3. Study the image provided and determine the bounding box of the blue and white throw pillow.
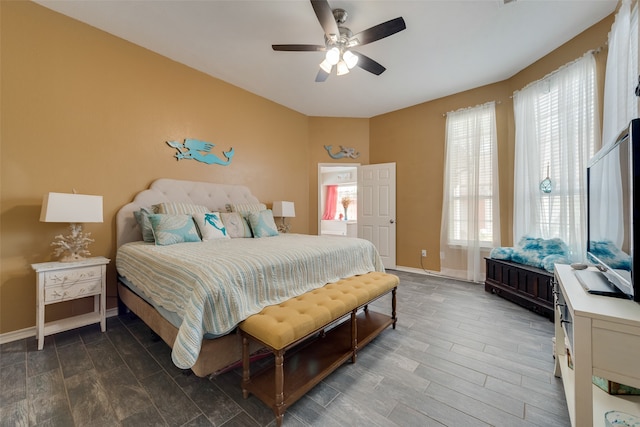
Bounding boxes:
[247,209,279,238]
[192,212,229,241]
[148,214,201,245]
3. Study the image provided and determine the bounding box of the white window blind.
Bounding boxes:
[513,52,599,260]
[440,101,500,282]
[446,107,496,244]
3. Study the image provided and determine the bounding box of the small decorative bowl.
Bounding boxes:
[605,411,640,427]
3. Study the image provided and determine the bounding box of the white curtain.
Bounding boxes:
[602,0,639,146]
[440,102,500,282]
[513,53,599,262]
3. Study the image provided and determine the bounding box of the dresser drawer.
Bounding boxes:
[44,277,102,303]
[43,266,102,287]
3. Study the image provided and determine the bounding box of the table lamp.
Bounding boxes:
[40,192,103,262]
[272,201,295,233]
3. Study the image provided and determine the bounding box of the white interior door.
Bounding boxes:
[358,163,396,269]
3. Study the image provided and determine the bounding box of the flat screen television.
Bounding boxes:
[580,118,640,302]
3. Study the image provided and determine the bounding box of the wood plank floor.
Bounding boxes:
[0,270,570,426]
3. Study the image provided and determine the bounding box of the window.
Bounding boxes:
[444,102,498,246]
[336,185,357,221]
[440,101,500,282]
[513,52,598,260]
[323,184,357,220]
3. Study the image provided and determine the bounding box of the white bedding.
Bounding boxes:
[116,233,384,369]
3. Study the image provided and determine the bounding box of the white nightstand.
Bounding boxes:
[31,256,110,350]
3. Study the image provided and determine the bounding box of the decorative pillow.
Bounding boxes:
[489,246,514,260]
[192,212,229,241]
[542,254,570,273]
[490,236,571,272]
[153,202,209,215]
[148,214,201,245]
[220,212,252,238]
[247,209,279,238]
[133,207,155,243]
[230,203,267,215]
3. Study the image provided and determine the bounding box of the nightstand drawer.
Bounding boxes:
[43,266,103,287]
[44,278,102,303]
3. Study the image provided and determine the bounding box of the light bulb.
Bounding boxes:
[325,47,340,65]
[343,50,358,69]
[337,60,349,76]
[319,59,332,74]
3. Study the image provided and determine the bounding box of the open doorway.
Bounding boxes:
[318,163,359,236]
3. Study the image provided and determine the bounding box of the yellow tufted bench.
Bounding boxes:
[239,271,399,426]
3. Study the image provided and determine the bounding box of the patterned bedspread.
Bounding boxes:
[116,234,384,369]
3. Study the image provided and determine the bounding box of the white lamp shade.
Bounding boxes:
[272,201,295,218]
[325,47,340,66]
[319,59,333,74]
[40,192,103,223]
[343,50,358,69]
[336,60,350,76]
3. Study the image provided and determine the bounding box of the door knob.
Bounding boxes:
[390,219,395,224]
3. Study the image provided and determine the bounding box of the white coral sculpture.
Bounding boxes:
[51,224,94,262]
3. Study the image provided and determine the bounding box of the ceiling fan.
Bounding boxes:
[272,0,406,82]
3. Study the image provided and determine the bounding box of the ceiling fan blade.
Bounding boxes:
[352,51,386,75]
[351,17,406,46]
[311,0,339,39]
[272,44,326,52]
[315,68,330,82]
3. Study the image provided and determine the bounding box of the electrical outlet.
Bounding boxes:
[421,249,427,257]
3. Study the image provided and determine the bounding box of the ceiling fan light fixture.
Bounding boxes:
[319,59,333,73]
[325,47,340,65]
[336,60,350,76]
[343,50,358,69]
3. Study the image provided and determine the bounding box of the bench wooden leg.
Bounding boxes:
[350,309,358,363]
[274,349,285,426]
[241,335,250,399]
[392,287,397,329]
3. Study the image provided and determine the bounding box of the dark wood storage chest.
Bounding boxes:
[484,258,554,320]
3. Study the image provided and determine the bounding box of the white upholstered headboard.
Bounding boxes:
[116,178,260,247]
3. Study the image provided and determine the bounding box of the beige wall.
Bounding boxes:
[0,0,614,335]
[1,1,311,333]
[370,14,613,273]
[307,117,370,235]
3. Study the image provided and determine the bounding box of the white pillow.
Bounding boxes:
[220,212,253,238]
[192,212,230,241]
[230,202,267,215]
[154,202,208,215]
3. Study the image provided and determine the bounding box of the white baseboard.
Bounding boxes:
[0,307,119,345]
[392,265,476,283]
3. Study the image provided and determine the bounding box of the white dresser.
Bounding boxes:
[554,264,640,426]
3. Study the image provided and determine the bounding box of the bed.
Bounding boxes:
[115,178,384,377]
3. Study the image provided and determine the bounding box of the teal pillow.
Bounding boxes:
[148,214,201,246]
[133,207,155,243]
[247,210,279,238]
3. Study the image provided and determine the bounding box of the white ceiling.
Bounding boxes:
[35,0,617,118]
